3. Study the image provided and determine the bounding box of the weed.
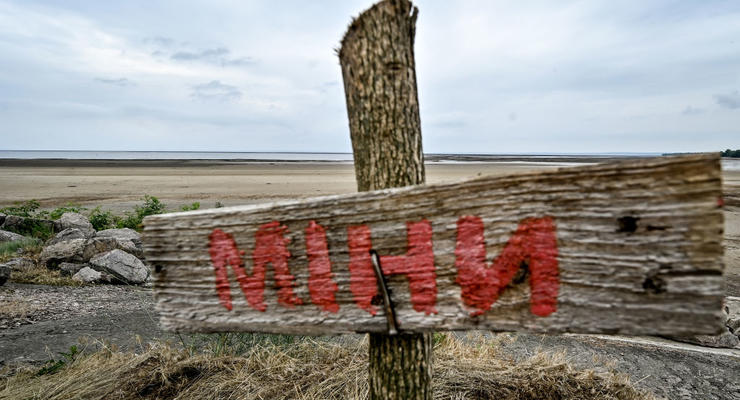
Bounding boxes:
[118,195,167,231]
[180,202,201,212]
[214,201,225,208]
[36,346,80,376]
[0,200,41,218]
[38,203,87,220]
[0,237,42,261]
[88,206,122,231]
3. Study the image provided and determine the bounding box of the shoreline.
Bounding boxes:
[0,155,633,168]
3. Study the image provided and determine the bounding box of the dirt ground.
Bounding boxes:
[1,159,739,399]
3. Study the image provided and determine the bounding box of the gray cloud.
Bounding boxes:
[190,80,242,102]
[144,36,175,48]
[714,91,740,109]
[170,47,255,67]
[94,78,135,87]
[681,106,704,115]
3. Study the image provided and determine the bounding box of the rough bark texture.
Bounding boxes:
[369,332,433,400]
[342,1,430,398]
[339,0,424,192]
[144,154,725,336]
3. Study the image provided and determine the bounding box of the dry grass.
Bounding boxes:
[10,265,83,287]
[0,299,39,320]
[0,334,659,400]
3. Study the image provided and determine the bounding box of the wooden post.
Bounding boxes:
[339,1,432,399]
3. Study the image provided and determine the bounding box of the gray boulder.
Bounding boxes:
[48,228,87,246]
[59,262,87,276]
[1,257,35,273]
[89,249,149,284]
[40,238,87,268]
[0,263,9,285]
[96,228,141,244]
[72,266,110,283]
[59,212,94,237]
[0,212,5,226]
[83,237,143,260]
[40,236,144,269]
[0,229,26,243]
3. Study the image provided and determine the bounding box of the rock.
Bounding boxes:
[72,267,102,283]
[669,298,740,348]
[59,213,94,237]
[59,262,86,276]
[681,329,740,349]
[726,297,740,335]
[1,215,57,236]
[0,229,27,243]
[95,228,142,248]
[0,263,9,285]
[39,238,87,268]
[48,228,87,246]
[0,212,5,226]
[1,257,35,273]
[82,237,143,260]
[89,249,149,284]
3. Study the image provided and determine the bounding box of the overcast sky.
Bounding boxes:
[0,0,738,153]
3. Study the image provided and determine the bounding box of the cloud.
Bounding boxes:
[190,80,242,102]
[681,106,703,115]
[170,47,255,67]
[94,77,135,87]
[144,36,175,48]
[714,90,740,109]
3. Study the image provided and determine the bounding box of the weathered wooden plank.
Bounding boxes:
[143,153,725,336]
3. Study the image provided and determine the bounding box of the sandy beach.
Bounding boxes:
[1,158,739,296]
[0,159,589,212]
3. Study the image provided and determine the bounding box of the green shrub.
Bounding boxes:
[0,200,41,218]
[117,195,167,231]
[88,206,121,231]
[181,202,201,211]
[2,219,54,241]
[39,204,87,220]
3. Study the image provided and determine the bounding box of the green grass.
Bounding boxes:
[0,238,42,262]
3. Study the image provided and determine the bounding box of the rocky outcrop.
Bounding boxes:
[0,230,26,243]
[59,212,95,237]
[89,250,149,284]
[48,228,87,246]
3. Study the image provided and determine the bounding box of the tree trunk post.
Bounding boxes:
[339,1,432,399]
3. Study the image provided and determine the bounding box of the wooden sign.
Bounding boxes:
[143,154,725,336]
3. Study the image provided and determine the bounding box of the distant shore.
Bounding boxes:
[0,154,640,168]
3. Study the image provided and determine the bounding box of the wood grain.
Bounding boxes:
[143,153,725,336]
